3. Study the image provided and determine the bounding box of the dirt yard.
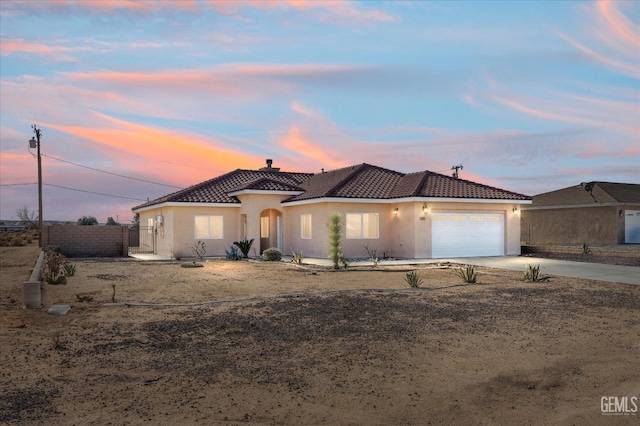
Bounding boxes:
[1,244,639,425]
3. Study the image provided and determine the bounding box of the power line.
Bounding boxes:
[40,154,183,189]
[1,182,147,201]
[44,183,147,201]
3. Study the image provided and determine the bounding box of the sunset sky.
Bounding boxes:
[1,0,638,223]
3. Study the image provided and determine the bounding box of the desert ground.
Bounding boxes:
[1,242,639,425]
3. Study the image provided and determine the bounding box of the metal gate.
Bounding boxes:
[128,226,155,254]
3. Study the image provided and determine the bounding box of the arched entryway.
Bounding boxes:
[259,209,282,253]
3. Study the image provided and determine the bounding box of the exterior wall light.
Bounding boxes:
[393,207,399,215]
[512,206,519,213]
[423,203,428,213]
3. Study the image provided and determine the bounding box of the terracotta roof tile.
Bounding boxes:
[133,163,530,211]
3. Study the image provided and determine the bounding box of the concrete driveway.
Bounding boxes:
[446,256,640,286]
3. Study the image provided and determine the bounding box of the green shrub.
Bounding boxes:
[225,245,242,261]
[582,243,591,255]
[262,247,282,261]
[404,271,423,288]
[456,265,477,283]
[524,264,541,282]
[328,212,342,269]
[233,238,254,258]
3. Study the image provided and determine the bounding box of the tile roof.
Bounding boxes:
[533,182,640,206]
[132,169,312,209]
[133,163,530,211]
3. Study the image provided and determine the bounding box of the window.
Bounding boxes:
[260,216,269,238]
[301,214,312,239]
[194,215,223,239]
[147,218,154,234]
[346,213,379,239]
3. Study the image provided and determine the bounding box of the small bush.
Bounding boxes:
[225,245,242,261]
[63,263,76,277]
[186,240,206,261]
[456,265,477,283]
[404,271,423,288]
[292,250,304,265]
[262,247,282,261]
[45,251,68,284]
[233,238,254,258]
[524,264,541,282]
[582,243,591,255]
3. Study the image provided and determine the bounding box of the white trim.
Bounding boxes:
[133,202,241,213]
[523,202,640,211]
[282,196,531,207]
[228,190,304,196]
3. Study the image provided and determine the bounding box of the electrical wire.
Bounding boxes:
[41,154,183,189]
[0,182,147,201]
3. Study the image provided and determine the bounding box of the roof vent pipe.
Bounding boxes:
[266,159,273,169]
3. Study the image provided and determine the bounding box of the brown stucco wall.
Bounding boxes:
[41,225,130,257]
[521,206,620,245]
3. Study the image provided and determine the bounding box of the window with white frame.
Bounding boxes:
[301,214,312,239]
[346,213,379,239]
[147,217,154,234]
[194,215,223,239]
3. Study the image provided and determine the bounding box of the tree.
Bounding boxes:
[106,217,120,226]
[328,212,343,269]
[77,216,98,225]
[15,206,38,229]
[131,213,140,229]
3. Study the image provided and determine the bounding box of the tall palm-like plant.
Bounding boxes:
[328,212,342,269]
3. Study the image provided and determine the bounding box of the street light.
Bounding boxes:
[29,125,43,247]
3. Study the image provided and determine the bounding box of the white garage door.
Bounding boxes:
[432,212,504,258]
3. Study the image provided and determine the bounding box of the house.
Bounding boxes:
[521,182,640,245]
[131,161,531,259]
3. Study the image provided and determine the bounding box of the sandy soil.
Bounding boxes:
[1,244,639,425]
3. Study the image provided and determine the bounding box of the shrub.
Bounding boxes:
[456,265,477,283]
[524,264,541,282]
[63,263,77,277]
[225,245,242,261]
[582,243,591,255]
[328,212,342,269]
[186,240,206,261]
[404,271,423,288]
[262,247,282,261]
[233,238,254,258]
[292,250,304,265]
[45,251,68,284]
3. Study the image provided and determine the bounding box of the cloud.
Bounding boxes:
[558,0,640,76]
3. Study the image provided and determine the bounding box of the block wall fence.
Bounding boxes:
[41,225,130,257]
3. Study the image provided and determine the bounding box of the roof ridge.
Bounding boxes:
[324,163,369,197]
[431,170,531,198]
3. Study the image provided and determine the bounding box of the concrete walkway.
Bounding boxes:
[300,256,640,286]
[444,256,640,286]
[128,253,639,286]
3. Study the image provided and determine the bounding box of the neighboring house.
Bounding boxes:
[521,182,640,245]
[132,161,531,259]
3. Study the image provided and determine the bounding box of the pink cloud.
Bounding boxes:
[40,112,266,188]
[597,0,640,48]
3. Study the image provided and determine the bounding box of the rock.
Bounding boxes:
[48,304,71,316]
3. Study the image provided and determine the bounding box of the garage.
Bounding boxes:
[432,212,504,258]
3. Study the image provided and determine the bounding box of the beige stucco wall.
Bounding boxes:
[283,200,522,259]
[521,205,624,245]
[136,198,523,259]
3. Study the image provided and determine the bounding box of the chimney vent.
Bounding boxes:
[259,158,279,172]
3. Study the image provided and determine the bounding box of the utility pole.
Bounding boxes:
[29,125,43,247]
[451,164,463,179]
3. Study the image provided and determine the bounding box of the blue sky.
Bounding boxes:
[1,0,638,223]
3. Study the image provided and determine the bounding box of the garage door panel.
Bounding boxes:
[432,213,504,258]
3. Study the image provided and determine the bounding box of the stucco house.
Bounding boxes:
[521,182,640,245]
[131,161,531,259]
